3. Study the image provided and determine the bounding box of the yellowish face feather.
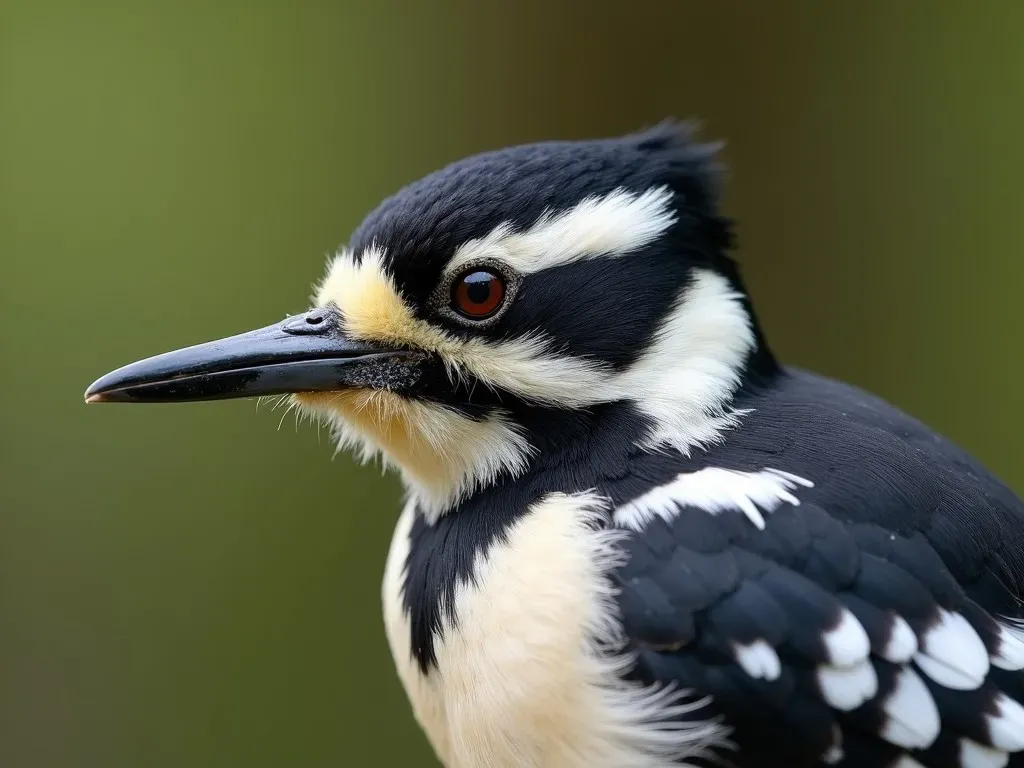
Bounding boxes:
[293,245,462,496]
[295,387,530,515]
[294,246,456,488]
[295,389,448,481]
[293,246,534,516]
[311,245,452,355]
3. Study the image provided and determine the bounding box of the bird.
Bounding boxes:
[84,122,1024,768]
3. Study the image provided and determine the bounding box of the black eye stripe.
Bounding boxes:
[474,249,691,368]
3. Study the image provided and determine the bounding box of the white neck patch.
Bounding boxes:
[614,269,755,455]
[613,467,815,531]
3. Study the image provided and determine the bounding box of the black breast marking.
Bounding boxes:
[400,400,655,672]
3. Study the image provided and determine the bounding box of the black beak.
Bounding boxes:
[84,307,419,403]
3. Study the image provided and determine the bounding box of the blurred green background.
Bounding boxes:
[1,2,1021,766]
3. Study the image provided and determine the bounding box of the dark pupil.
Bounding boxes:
[464,272,493,304]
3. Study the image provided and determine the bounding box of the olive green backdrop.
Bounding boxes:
[1,2,1021,766]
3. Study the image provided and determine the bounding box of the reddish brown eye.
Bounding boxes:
[451,269,506,319]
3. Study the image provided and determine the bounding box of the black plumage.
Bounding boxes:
[87,121,1022,768]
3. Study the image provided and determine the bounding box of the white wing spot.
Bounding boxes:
[733,639,781,681]
[880,614,918,663]
[878,667,940,750]
[822,608,871,667]
[821,725,844,764]
[960,738,1010,768]
[892,756,928,768]
[992,620,1024,671]
[986,693,1024,751]
[816,659,878,711]
[613,466,815,531]
[914,609,989,690]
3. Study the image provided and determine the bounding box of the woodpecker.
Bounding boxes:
[85,123,1024,768]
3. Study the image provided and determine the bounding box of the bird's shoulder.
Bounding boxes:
[605,368,1024,615]
[604,369,1024,767]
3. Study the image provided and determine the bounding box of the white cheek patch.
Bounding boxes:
[613,466,815,531]
[615,269,756,456]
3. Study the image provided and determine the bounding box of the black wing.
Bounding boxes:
[614,503,1024,768]
[606,371,1024,768]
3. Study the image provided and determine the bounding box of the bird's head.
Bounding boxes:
[86,123,776,518]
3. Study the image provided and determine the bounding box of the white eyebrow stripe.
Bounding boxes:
[446,185,677,276]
